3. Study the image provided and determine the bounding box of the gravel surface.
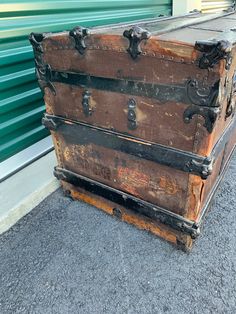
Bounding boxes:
[0,153,236,314]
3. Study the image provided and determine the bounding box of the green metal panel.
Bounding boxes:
[0,0,172,162]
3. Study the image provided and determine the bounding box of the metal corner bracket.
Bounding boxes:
[183,105,220,133]
[195,40,232,70]
[29,32,56,95]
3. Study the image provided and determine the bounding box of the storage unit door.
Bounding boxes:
[202,0,234,13]
[0,0,172,163]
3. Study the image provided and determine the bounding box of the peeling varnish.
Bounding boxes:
[177,133,194,142]
[117,166,150,197]
[152,69,160,81]
[65,121,73,125]
[118,135,152,145]
[185,175,204,221]
[136,107,147,123]
[140,101,154,108]
[199,182,205,203]
[165,112,174,117]
[90,95,97,110]
[44,87,54,115]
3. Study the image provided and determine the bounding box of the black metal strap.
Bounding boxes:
[43,114,213,179]
[46,70,220,107]
[54,166,200,239]
[50,70,187,102]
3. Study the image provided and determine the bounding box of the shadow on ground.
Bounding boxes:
[1,153,236,314]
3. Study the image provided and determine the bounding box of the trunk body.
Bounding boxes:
[30,11,236,250]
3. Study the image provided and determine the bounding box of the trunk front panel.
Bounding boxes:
[45,82,197,152]
[51,126,189,216]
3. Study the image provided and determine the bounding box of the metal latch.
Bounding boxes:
[127,98,137,130]
[82,90,92,117]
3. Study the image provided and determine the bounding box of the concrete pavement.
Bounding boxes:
[0,153,236,313]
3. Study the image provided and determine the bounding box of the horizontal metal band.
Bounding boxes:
[54,166,200,239]
[43,114,213,179]
[45,70,220,107]
[50,70,187,102]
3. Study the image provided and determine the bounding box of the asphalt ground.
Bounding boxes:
[0,152,236,314]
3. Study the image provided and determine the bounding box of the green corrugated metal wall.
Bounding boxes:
[0,0,172,162]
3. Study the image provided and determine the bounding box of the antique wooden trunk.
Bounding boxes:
[30,11,236,250]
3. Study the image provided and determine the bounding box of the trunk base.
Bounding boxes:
[61,180,194,252]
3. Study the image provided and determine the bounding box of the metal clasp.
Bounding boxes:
[82,90,92,117]
[127,98,137,130]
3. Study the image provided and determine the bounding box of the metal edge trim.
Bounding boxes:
[197,144,236,225]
